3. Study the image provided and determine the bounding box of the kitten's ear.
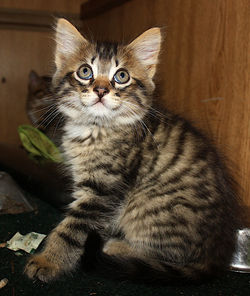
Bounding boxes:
[54,18,88,68]
[29,70,40,85]
[28,70,42,91]
[127,28,162,78]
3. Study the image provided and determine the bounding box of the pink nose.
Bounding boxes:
[93,87,109,99]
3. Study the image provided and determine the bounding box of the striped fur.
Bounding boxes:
[27,70,53,129]
[26,70,63,145]
[25,19,242,283]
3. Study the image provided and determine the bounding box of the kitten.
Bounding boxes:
[27,71,52,128]
[24,19,242,283]
[26,70,62,144]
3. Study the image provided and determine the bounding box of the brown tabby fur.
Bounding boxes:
[27,71,52,129]
[26,71,62,145]
[24,19,242,283]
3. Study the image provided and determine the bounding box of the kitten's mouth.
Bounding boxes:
[93,99,104,105]
[91,97,113,111]
[92,100,107,108]
[92,97,105,105]
[88,98,111,115]
[88,97,121,113]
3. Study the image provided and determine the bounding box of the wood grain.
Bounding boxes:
[82,0,250,205]
[0,8,81,31]
[81,0,132,20]
[0,0,86,14]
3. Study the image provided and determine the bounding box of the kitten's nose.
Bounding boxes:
[93,86,109,99]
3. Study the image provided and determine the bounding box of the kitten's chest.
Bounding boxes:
[62,125,124,182]
[63,126,110,159]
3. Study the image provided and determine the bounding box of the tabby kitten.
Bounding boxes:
[26,70,62,144]
[27,71,52,128]
[25,19,241,283]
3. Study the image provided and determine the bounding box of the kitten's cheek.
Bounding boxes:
[80,96,93,107]
[80,99,88,107]
[104,98,121,111]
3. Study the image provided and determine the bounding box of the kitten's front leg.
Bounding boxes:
[24,216,87,282]
[25,194,111,282]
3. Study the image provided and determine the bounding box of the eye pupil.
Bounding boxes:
[83,68,88,73]
[120,72,125,78]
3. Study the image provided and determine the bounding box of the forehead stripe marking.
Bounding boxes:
[96,41,118,59]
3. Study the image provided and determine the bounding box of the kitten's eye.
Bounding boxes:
[113,69,130,84]
[77,65,93,80]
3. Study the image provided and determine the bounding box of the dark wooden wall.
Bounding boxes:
[81,0,250,205]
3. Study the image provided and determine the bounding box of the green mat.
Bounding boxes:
[0,195,250,296]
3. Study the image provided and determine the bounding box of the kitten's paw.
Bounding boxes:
[103,239,134,256]
[24,254,61,283]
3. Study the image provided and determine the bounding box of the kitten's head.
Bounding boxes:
[28,70,51,98]
[53,19,162,127]
[27,71,52,127]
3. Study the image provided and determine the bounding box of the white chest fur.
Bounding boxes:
[61,123,120,184]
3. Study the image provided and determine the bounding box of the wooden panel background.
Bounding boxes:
[81,0,250,205]
[0,0,86,13]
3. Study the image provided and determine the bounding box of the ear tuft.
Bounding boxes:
[54,18,88,68]
[127,28,162,78]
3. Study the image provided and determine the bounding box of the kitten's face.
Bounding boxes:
[53,19,161,127]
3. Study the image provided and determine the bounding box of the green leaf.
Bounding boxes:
[18,125,63,163]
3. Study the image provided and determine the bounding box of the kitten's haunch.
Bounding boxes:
[24,18,242,283]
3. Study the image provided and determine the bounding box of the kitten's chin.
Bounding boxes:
[88,102,112,117]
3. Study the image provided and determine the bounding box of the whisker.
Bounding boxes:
[122,98,169,122]
[43,110,60,130]
[34,108,58,129]
[52,113,64,139]
[29,103,57,115]
[29,107,48,115]
[121,104,147,138]
[122,102,159,150]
